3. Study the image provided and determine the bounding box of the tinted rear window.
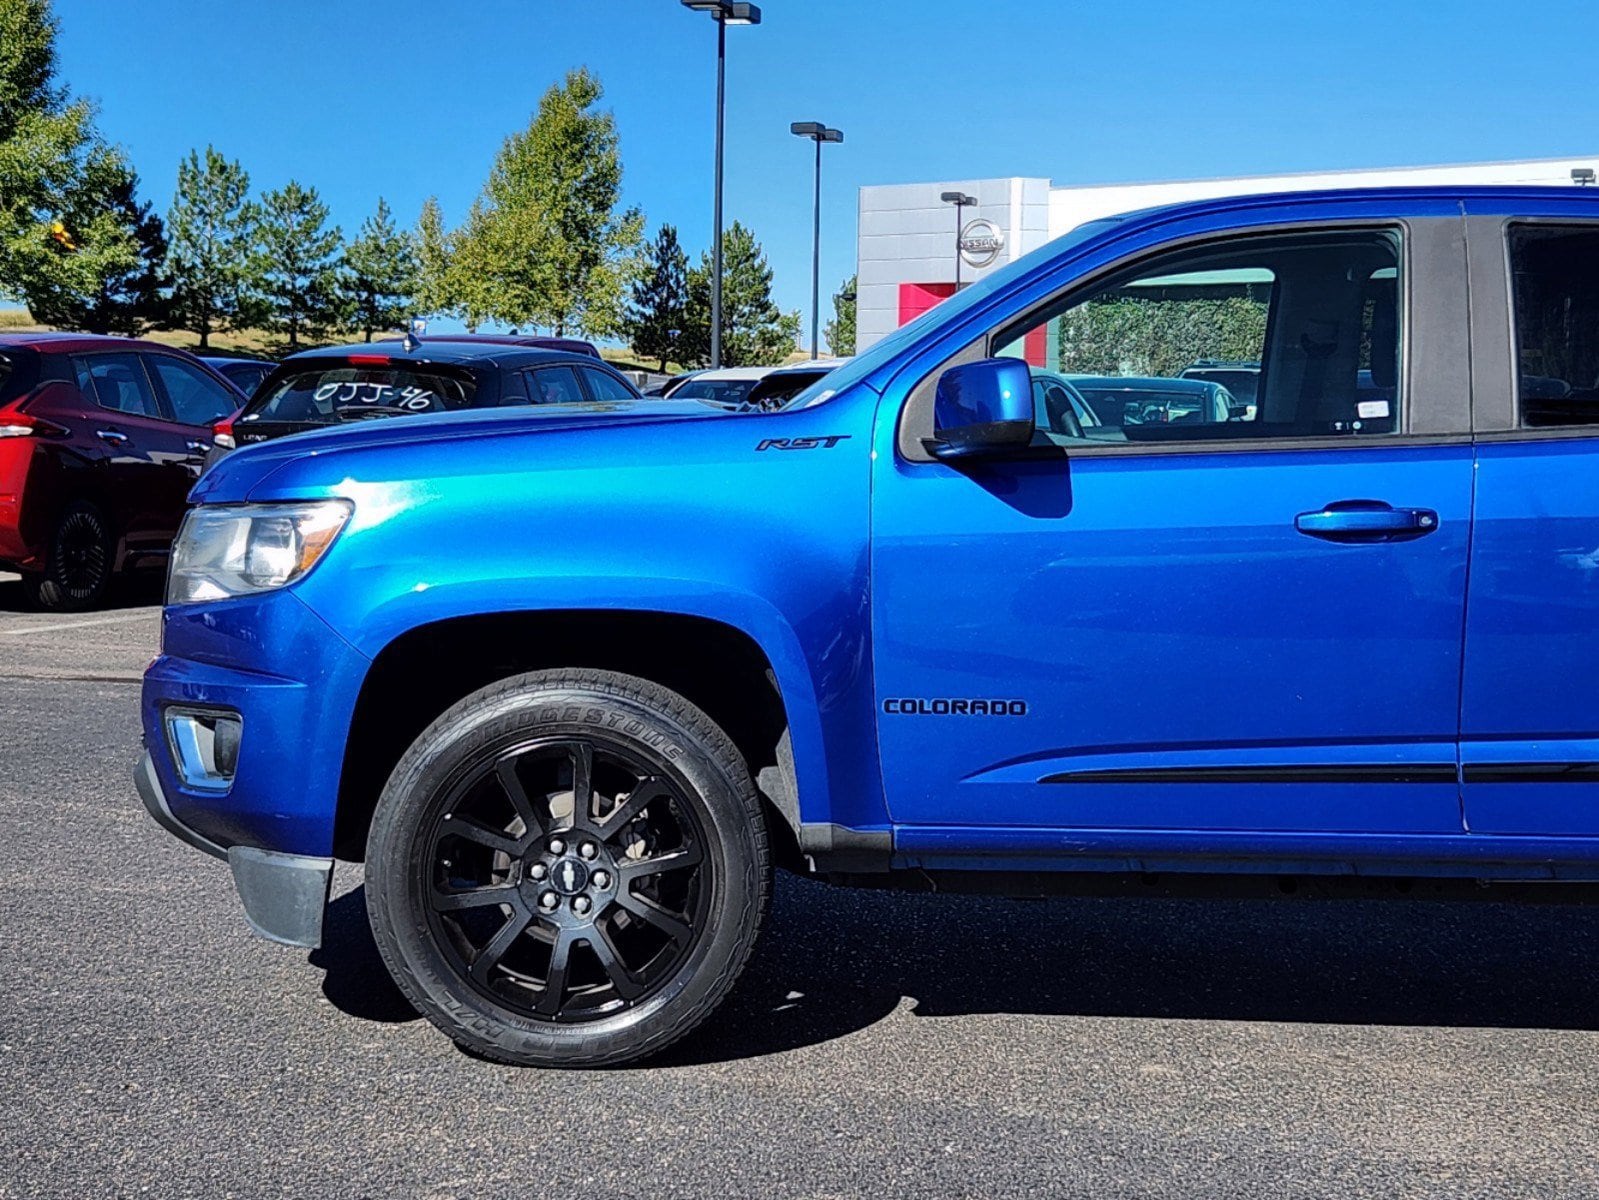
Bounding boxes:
[245,364,478,426]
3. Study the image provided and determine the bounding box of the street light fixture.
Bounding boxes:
[682,0,763,369]
[791,121,844,359]
[941,191,978,290]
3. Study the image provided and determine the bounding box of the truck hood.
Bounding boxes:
[193,399,729,504]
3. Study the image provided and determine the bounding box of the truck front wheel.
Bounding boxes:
[365,669,771,1067]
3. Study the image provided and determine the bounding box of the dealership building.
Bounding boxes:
[854,154,1599,352]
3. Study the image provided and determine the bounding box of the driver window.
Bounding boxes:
[994,228,1402,444]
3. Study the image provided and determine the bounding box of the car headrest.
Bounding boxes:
[1368,282,1398,390]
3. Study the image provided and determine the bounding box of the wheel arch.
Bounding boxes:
[333,607,821,868]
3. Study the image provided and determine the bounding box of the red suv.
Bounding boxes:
[0,333,244,610]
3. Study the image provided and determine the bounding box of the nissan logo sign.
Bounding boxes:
[958,218,1005,268]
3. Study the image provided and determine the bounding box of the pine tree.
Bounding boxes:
[824,274,856,356]
[250,180,343,351]
[413,195,452,320]
[626,224,687,371]
[24,157,167,333]
[166,146,255,348]
[454,67,642,336]
[682,221,798,367]
[342,197,417,341]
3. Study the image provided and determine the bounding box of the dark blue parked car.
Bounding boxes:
[138,186,1599,1066]
[204,338,641,471]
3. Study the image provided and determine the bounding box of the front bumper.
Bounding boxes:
[136,750,333,947]
[137,587,371,949]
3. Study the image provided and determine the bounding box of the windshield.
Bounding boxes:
[778,217,1126,411]
[1182,368,1259,401]
[243,364,479,426]
[745,368,832,410]
[670,377,762,408]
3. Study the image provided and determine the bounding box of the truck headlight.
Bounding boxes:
[168,500,353,604]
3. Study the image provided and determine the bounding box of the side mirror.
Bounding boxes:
[927,358,1035,460]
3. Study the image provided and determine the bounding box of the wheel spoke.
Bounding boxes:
[615,890,692,944]
[440,814,522,857]
[469,909,533,984]
[617,842,703,882]
[534,929,576,1017]
[587,921,645,1001]
[433,882,520,912]
[565,742,597,834]
[602,776,672,834]
[495,758,545,840]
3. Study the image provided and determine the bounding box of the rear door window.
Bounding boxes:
[244,363,478,427]
[1508,224,1599,426]
[525,366,584,404]
[577,366,638,401]
[75,353,161,419]
[147,355,239,427]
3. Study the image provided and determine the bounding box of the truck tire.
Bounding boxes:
[24,500,113,611]
[365,669,771,1067]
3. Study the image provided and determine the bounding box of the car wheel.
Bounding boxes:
[25,500,113,611]
[366,669,771,1067]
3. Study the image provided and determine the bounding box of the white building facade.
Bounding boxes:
[856,155,1599,351]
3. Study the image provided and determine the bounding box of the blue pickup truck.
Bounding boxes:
[137,187,1599,1066]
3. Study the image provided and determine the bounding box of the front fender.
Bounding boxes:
[282,396,888,833]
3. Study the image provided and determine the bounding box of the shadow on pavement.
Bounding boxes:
[309,870,1599,1065]
[309,887,421,1024]
[0,570,164,614]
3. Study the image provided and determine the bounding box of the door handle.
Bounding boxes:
[1295,500,1438,542]
[186,439,210,454]
[95,429,128,445]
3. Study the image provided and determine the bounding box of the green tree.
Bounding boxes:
[0,0,147,321]
[166,145,255,348]
[682,221,798,367]
[250,180,343,350]
[24,157,167,333]
[413,195,453,320]
[824,273,856,356]
[455,67,642,335]
[342,197,417,341]
[626,223,687,370]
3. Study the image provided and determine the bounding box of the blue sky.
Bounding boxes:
[50,0,1599,344]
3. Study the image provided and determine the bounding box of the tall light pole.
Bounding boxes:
[941,191,977,291]
[682,0,761,369]
[790,121,843,359]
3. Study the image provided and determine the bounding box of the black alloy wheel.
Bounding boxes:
[426,736,709,1023]
[366,670,770,1067]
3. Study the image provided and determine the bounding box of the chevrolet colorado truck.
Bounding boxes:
[138,187,1599,1066]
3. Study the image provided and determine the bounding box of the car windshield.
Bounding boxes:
[1182,368,1258,401]
[745,369,832,409]
[1074,386,1210,425]
[671,377,762,408]
[244,364,478,426]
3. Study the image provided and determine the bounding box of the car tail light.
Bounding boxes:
[0,409,65,439]
[212,415,236,450]
[347,354,391,365]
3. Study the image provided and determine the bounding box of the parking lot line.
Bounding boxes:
[0,611,155,636]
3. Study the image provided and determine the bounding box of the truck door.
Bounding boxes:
[870,214,1476,838]
[1460,207,1599,833]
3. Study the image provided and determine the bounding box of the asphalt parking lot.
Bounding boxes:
[4,572,1599,1199]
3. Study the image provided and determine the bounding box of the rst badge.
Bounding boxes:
[756,436,850,451]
